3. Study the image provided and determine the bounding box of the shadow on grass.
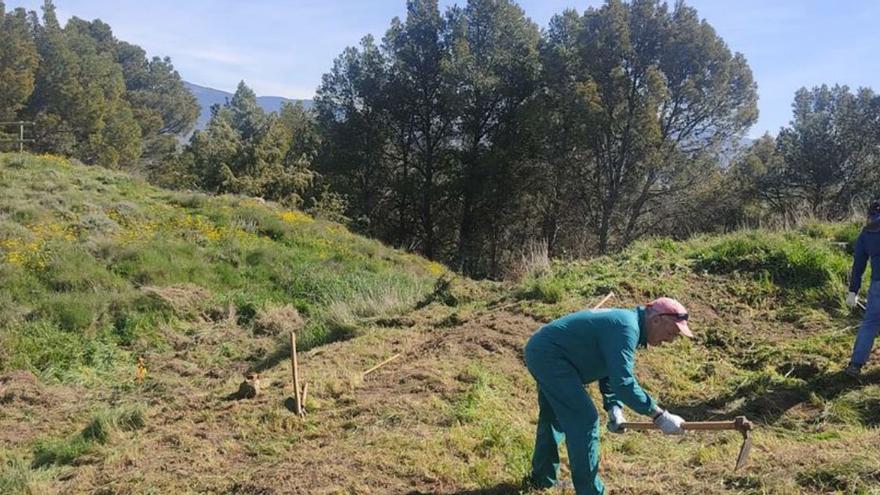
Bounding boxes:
[246,325,359,374]
[665,367,880,425]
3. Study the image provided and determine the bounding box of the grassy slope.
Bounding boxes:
[2,153,879,494]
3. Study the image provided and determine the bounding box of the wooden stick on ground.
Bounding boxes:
[290,331,303,416]
[592,291,615,310]
[363,353,402,377]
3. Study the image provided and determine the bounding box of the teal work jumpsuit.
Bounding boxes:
[524,307,657,495]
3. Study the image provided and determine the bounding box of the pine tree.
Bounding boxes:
[0,1,39,122]
[26,0,142,167]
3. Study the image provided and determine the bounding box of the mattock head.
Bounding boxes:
[733,416,754,471]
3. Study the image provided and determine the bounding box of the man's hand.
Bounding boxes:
[607,405,627,433]
[653,410,685,435]
[846,292,859,308]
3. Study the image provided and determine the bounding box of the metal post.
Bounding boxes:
[19,123,24,153]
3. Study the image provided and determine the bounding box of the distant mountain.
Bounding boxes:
[184,81,313,131]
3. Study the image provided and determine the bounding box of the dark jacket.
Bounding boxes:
[849,229,880,293]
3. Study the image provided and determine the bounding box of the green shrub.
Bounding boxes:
[36,292,101,332]
[833,222,864,251]
[234,207,289,240]
[4,320,125,380]
[692,232,848,291]
[39,247,125,292]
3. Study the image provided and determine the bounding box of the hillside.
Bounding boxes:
[1,153,879,494]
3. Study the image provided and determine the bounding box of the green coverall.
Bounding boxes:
[523,307,657,494]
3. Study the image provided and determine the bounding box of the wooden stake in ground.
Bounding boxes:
[592,291,614,310]
[290,331,303,416]
[363,353,402,378]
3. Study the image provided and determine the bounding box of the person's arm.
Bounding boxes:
[850,234,868,293]
[599,329,657,416]
[598,377,623,412]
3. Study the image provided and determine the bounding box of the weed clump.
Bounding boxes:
[31,404,146,468]
[517,274,564,304]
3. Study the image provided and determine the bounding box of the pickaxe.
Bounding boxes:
[620,415,754,471]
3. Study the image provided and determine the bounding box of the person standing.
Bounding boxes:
[844,200,880,377]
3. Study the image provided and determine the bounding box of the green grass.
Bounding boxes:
[516,274,565,303]
[6,152,880,494]
[449,364,533,487]
[0,454,57,495]
[0,153,441,382]
[31,404,146,468]
[796,460,880,494]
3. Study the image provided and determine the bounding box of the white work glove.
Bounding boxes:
[607,405,627,433]
[653,410,685,435]
[846,292,859,308]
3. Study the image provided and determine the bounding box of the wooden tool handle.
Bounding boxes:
[592,292,614,310]
[621,421,738,431]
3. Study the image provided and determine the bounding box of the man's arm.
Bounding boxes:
[598,377,623,412]
[599,330,657,416]
[850,233,868,294]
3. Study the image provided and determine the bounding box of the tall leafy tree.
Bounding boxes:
[774,85,880,215]
[532,9,589,256]
[187,81,315,206]
[446,0,541,275]
[113,41,199,159]
[315,36,390,235]
[724,134,790,225]
[26,0,141,167]
[313,0,762,274]
[383,0,456,259]
[60,16,197,161]
[545,0,757,252]
[0,1,39,122]
[188,105,241,193]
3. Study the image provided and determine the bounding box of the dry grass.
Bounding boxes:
[504,239,551,282]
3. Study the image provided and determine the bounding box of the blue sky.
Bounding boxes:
[6,0,879,137]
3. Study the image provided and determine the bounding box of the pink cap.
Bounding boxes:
[646,297,693,338]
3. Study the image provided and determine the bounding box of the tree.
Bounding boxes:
[113,41,199,161]
[0,2,39,122]
[446,0,541,275]
[531,9,590,257]
[544,0,757,253]
[188,105,242,193]
[774,85,880,216]
[26,1,142,167]
[11,1,194,168]
[383,0,457,259]
[186,82,316,206]
[725,134,790,225]
[315,36,391,234]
